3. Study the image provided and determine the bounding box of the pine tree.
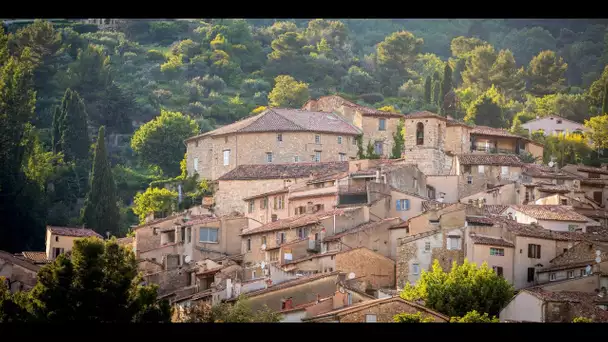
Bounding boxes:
[82,126,120,236]
[59,89,90,163]
[423,76,432,104]
[602,85,608,115]
[51,106,62,153]
[439,64,453,112]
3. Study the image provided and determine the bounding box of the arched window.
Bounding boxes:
[416,122,424,145]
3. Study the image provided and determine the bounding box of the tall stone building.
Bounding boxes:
[185,108,361,181]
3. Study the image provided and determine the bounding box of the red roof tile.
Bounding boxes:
[458,153,523,166]
[522,164,578,179]
[218,161,348,181]
[47,226,103,238]
[240,208,357,236]
[324,218,404,242]
[309,95,405,118]
[21,251,51,264]
[510,205,590,222]
[471,125,523,139]
[576,165,608,176]
[469,234,515,248]
[242,188,289,201]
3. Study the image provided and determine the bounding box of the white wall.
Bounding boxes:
[521,116,586,136]
[499,291,544,322]
[280,310,307,322]
[407,232,444,285]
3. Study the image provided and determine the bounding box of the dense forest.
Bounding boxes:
[1,18,608,253]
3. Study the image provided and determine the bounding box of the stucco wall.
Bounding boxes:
[46,231,80,260]
[499,291,543,322]
[335,248,396,290]
[336,300,446,323]
[513,236,559,290]
[469,244,515,284]
[521,117,586,136]
[426,175,459,203]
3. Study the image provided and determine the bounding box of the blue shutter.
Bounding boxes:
[405,199,410,210]
[396,200,401,211]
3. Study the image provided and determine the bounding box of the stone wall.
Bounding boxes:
[458,165,522,199]
[335,300,447,323]
[550,242,608,267]
[384,165,427,196]
[144,267,192,296]
[445,125,471,155]
[335,248,395,290]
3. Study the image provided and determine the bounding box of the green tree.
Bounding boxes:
[130,109,199,177]
[424,76,432,104]
[132,187,178,224]
[584,114,608,150]
[400,259,513,317]
[572,317,593,323]
[1,238,171,322]
[461,45,497,93]
[450,310,499,323]
[526,50,568,96]
[394,312,435,323]
[439,64,453,111]
[0,278,31,322]
[376,31,423,72]
[391,119,405,159]
[489,49,525,100]
[431,71,441,106]
[602,85,608,115]
[356,135,365,159]
[450,36,489,58]
[464,91,505,127]
[365,140,380,159]
[51,106,62,153]
[340,66,377,95]
[179,296,281,322]
[82,126,120,236]
[268,75,310,108]
[59,89,90,164]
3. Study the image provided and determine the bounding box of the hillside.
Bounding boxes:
[1,18,608,252]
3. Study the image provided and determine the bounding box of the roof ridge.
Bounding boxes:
[260,107,308,131]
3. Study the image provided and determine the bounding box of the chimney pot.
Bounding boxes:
[317,294,321,303]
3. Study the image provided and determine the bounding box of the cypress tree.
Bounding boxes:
[424,76,432,104]
[60,88,90,163]
[602,84,608,115]
[82,126,120,236]
[51,106,63,153]
[440,64,453,109]
[431,71,441,105]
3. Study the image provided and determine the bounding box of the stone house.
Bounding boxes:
[239,207,367,280]
[303,95,405,158]
[302,296,449,323]
[366,182,428,223]
[561,164,608,207]
[529,273,607,293]
[243,188,291,224]
[406,202,468,236]
[467,232,516,282]
[0,250,40,292]
[460,182,521,206]
[279,287,375,322]
[184,108,360,181]
[535,241,608,285]
[214,161,348,216]
[453,153,523,199]
[521,115,588,136]
[469,125,544,159]
[280,247,396,290]
[503,205,593,232]
[45,226,103,261]
[499,289,608,322]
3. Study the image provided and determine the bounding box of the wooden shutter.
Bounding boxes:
[405,199,410,210]
[537,245,541,259]
[396,200,400,211]
[528,244,533,258]
[274,197,277,210]
[276,232,281,245]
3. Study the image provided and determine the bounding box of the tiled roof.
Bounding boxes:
[240,208,357,236]
[303,296,449,322]
[576,165,608,176]
[466,216,496,226]
[522,164,577,179]
[483,205,510,215]
[458,153,522,166]
[20,251,51,264]
[242,188,289,201]
[471,125,524,139]
[509,205,590,222]
[523,290,608,322]
[186,108,361,141]
[0,250,41,272]
[421,200,453,211]
[575,209,608,220]
[218,161,348,181]
[48,226,103,238]
[537,260,595,273]
[404,110,448,121]
[282,250,340,266]
[228,271,341,300]
[537,185,573,193]
[469,234,515,248]
[498,219,608,242]
[580,179,608,186]
[310,95,405,118]
[308,171,348,184]
[323,218,404,242]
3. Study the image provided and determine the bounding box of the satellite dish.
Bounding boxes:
[260,261,266,269]
[184,255,191,263]
[348,272,356,280]
[596,250,601,256]
[548,161,555,168]
[595,256,602,263]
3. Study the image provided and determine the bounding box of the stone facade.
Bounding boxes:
[403,116,453,176]
[334,248,396,290]
[456,164,522,199]
[0,251,39,292]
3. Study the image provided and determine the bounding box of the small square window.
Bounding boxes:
[467,176,473,184]
[365,314,377,323]
[412,263,420,275]
[478,165,485,174]
[567,270,574,278]
[378,119,386,131]
[424,242,431,252]
[266,152,273,163]
[294,156,300,162]
[557,119,562,124]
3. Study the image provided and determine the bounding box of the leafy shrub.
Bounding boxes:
[359,92,385,104]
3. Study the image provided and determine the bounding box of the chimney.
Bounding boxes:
[316,294,321,303]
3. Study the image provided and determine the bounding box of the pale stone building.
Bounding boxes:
[521,115,588,136]
[45,226,103,260]
[185,108,360,181]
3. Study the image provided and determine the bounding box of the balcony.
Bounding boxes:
[307,240,321,253]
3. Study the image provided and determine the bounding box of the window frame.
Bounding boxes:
[378,119,386,131]
[294,155,300,163]
[248,200,254,213]
[246,238,251,252]
[493,266,504,277]
[412,263,420,275]
[199,227,219,243]
[447,236,461,250]
[339,152,346,162]
[490,247,505,256]
[315,134,321,144]
[374,141,383,156]
[337,136,342,144]
[424,241,431,252]
[528,244,541,259]
[467,175,473,184]
[314,151,321,163]
[266,152,273,163]
[277,133,283,142]
[193,157,199,171]
[478,165,485,174]
[365,314,377,323]
[223,149,230,166]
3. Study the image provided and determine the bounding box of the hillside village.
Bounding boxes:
[3,94,607,323]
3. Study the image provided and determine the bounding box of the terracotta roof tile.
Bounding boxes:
[228,271,342,300]
[310,95,405,118]
[241,208,357,236]
[523,290,608,322]
[537,185,573,193]
[469,234,515,248]
[404,110,448,121]
[575,209,608,220]
[576,165,608,176]
[21,251,51,264]
[537,260,595,273]
[48,226,103,238]
[323,218,404,242]
[0,250,41,272]
[510,205,590,222]
[458,153,522,166]
[218,161,348,181]
[580,179,608,186]
[466,216,496,225]
[497,219,608,242]
[243,188,289,201]
[522,164,577,179]
[471,125,524,139]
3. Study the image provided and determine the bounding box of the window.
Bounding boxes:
[276,232,286,245]
[271,214,278,222]
[266,152,273,163]
[568,224,578,232]
[374,141,383,155]
[248,200,254,213]
[352,137,357,145]
[412,263,420,275]
[339,153,346,162]
[593,191,603,204]
[274,195,285,210]
[246,238,251,252]
[556,179,565,185]
[193,157,199,171]
[556,119,562,124]
[269,250,279,262]
[490,248,505,256]
[528,244,541,259]
[261,235,267,245]
[187,227,191,243]
[464,165,471,173]
[365,314,377,323]
[296,227,309,239]
[396,199,410,211]
[467,176,473,184]
[567,270,574,279]
[315,135,321,144]
[563,248,568,253]
[378,119,386,131]
[501,166,509,176]
[337,136,342,144]
[194,140,199,148]
[261,197,267,209]
[448,237,461,250]
[589,173,600,179]
[416,122,424,145]
[580,269,585,277]
[55,236,59,242]
[52,247,64,259]
[527,267,535,282]
[424,242,431,252]
[223,150,230,166]
[181,227,186,242]
[478,165,485,174]
[561,199,568,205]
[314,151,321,162]
[199,227,219,243]
[277,133,283,142]
[294,156,300,163]
[549,273,557,281]
[493,266,504,277]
